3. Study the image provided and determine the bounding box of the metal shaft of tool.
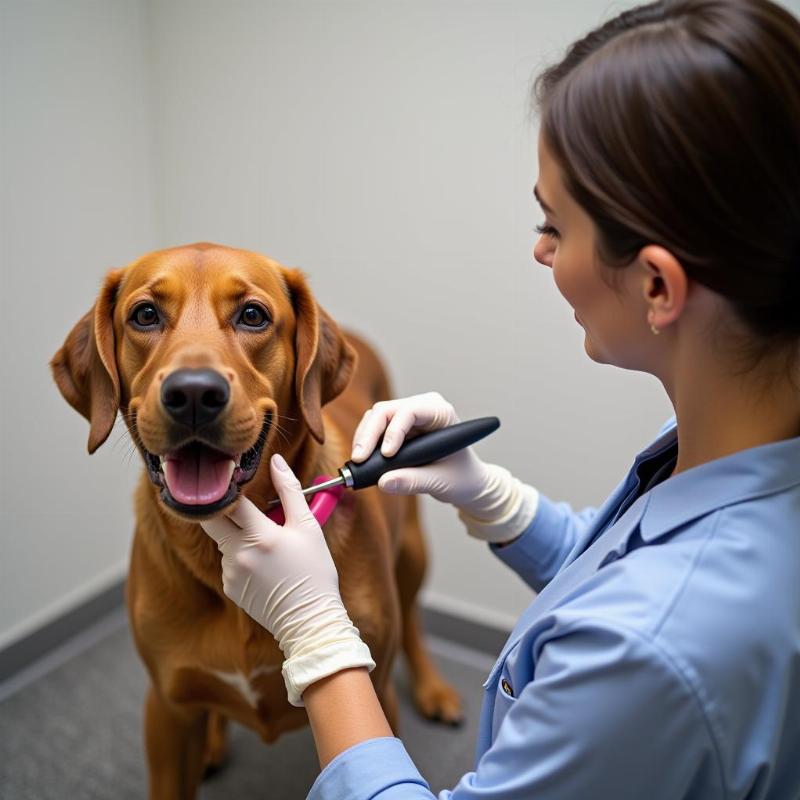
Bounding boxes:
[265,473,347,509]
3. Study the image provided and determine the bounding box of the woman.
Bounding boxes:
[201,0,800,796]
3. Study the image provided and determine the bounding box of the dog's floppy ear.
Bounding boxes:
[283,268,357,444]
[50,268,125,454]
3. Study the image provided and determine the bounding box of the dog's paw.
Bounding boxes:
[414,679,465,727]
[202,712,230,778]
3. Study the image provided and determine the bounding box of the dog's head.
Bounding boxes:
[50,243,356,519]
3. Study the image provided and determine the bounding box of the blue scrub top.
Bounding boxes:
[309,418,800,799]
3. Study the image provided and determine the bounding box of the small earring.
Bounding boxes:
[648,312,660,335]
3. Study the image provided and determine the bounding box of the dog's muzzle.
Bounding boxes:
[137,368,272,517]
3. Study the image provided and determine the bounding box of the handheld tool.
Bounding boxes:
[265,416,501,511]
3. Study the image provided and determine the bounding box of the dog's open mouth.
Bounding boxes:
[141,413,272,516]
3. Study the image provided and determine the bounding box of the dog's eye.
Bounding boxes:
[130,303,160,329]
[238,303,270,329]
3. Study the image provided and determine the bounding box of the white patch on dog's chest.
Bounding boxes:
[209,665,279,707]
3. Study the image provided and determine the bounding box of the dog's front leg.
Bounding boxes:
[144,684,208,800]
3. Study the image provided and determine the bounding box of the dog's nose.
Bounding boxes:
[160,368,230,429]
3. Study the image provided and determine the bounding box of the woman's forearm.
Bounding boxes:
[303,667,395,769]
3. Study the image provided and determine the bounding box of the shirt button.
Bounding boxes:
[501,678,514,697]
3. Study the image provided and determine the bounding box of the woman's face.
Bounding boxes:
[533,133,652,371]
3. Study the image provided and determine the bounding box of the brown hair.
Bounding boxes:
[534,0,800,365]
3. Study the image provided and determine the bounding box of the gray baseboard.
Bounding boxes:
[0,579,510,688]
[420,606,510,657]
[0,581,126,685]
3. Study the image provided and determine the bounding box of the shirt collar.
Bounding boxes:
[638,423,800,542]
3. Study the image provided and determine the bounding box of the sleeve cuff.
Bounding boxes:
[282,638,376,707]
[458,481,540,544]
[308,736,432,800]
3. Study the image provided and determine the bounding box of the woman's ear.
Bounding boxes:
[50,268,125,453]
[637,245,688,331]
[283,268,357,444]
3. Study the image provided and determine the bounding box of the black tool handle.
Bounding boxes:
[343,416,500,491]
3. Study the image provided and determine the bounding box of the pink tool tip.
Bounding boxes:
[265,475,344,527]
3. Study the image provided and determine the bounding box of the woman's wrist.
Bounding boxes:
[303,667,395,769]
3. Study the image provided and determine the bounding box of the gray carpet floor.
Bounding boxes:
[0,611,494,799]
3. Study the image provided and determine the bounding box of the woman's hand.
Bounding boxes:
[351,391,492,507]
[351,392,540,544]
[200,454,374,707]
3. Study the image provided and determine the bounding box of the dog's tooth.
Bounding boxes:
[224,459,236,482]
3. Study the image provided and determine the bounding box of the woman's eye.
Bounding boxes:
[237,303,270,329]
[535,223,560,239]
[130,303,160,328]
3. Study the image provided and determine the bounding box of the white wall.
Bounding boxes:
[3,0,799,648]
[0,0,156,649]
[141,0,671,631]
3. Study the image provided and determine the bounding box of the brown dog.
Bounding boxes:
[50,243,462,799]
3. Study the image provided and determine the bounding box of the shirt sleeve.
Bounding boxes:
[308,622,722,800]
[488,494,599,592]
[307,736,436,799]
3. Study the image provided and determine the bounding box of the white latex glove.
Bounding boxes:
[351,392,539,544]
[200,454,375,707]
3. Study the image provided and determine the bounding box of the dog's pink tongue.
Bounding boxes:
[164,449,234,505]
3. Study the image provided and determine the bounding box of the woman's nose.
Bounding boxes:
[533,236,554,268]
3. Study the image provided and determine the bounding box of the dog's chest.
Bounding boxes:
[206,664,279,708]
[156,619,288,721]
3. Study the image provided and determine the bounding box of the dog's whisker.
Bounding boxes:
[270,414,297,443]
[270,425,291,446]
[272,424,294,447]
[108,406,305,461]
[118,436,142,468]
[123,443,140,468]
[110,428,135,456]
